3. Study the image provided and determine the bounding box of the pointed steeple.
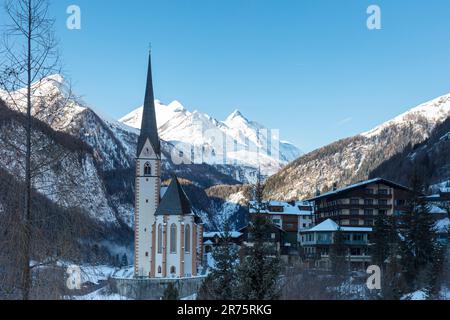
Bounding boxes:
[137,52,161,157]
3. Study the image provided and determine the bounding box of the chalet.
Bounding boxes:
[248,200,313,248]
[202,231,242,254]
[307,178,413,228]
[238,223,286,255]
[299,219,372,270]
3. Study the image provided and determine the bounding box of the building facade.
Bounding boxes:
[308,178,412,228]
[248,200,314,255]
[300,219,372,270]
[134,54,202,278]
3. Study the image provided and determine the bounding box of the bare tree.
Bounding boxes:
[0,0,83,300]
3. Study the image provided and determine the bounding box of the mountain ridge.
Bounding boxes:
[119,100,302,177]
[264,93,450,200]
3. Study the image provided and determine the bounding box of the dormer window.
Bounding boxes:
[144,162,152,176]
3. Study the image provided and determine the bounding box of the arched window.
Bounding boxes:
[185,225,191,253]
[170,224,177,254]
[157,224,163,254]
[170,266,176,274]
[144,162,151,176]
[158,266,162,274]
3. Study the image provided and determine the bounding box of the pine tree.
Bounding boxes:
[236,170,281,300]
[371,210,392,268]
[121,253,128,267]
[329,228,348,277]
[198,221,239,300]
[197,276,215,300]
[399,171,439,292]
[163,282,179,300]
[236,215,281,300]
[381,244,406,300]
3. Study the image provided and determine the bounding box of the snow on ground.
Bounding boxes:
[435,218,450,233]
[401,290,428,300]
[71,287,130,300]
[181,293,198,300]
[81,265,138,283]
[78,265,116,285]
[430,180,450,194]
[440,287,450,300]
[112,266,135,279]
[206,252,215,270]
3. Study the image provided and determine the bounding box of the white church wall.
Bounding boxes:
[135,139,160,278]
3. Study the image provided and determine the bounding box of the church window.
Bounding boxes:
[170,224,177,253]
[157,224,163,254]
[170,224,177,254]
[185,225,191,253]
[144,162,152,176]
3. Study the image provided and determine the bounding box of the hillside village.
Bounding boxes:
[1,55,450,300]
[0,0,450,302]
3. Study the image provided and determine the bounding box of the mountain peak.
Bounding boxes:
[226,109,247,122]
[363,93,450,138]
[43,74,65,83]
[168,100,186,112]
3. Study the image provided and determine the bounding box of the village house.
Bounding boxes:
[299,178,415,271]
[242,200,314,259]
[307,178,413,228]
[202,231,242,254]
[299,219,372,270]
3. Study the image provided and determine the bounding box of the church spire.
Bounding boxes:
[137,52,160,157]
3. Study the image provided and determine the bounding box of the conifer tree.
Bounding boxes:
[381,244,406,300]
[197,221,239,300]
[329,228,348,277]
[163,282,179,300]
[235,169,281,300]
[372,210,392,268]
[121,253,128,267]
[399,171,440,292]
[236,215,281,300]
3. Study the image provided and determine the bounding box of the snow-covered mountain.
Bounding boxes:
[120,102,302,178]
[264,94,450,200]
[0,75,252,230]
[370,114,450,189]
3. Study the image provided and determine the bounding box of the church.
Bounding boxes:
[134,53,203,279]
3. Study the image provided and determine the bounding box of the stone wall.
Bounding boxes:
[111,276,206,300]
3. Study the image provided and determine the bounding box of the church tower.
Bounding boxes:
[134,52,161,278]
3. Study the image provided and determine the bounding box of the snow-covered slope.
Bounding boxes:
[370,115,450,190]
[363,94,450,138]
[265,93,450,200]
[120,102,302,178]
[0,75,245,229]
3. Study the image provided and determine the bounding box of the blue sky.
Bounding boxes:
[5,0,450,152]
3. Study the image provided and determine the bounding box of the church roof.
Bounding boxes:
[155,175,193,216]
[137,53,161,157]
